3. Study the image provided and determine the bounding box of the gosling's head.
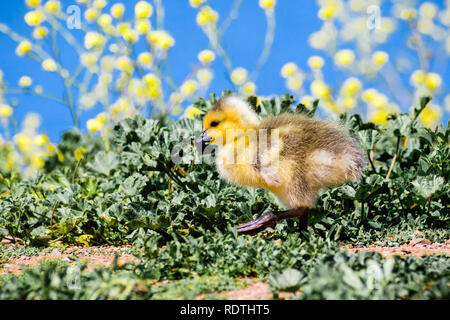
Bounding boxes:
[196,96,260,145]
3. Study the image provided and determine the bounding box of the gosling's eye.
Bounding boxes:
[210,121,220,127]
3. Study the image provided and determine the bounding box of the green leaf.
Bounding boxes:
[88,151,119,176]
[411,175,445,199]
[357,129,381,150]
[269,268,304,292]
[413,96,432,120]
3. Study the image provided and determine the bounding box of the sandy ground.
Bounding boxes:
[1,237,448,299]
[0,245,140,275]
[342,238,450,258]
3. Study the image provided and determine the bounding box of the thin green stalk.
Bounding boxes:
[154,0,165,30]
[368,150,376,174]
[1,118,10,140]
[251,11,276,81]
[5,88,66,105]
[386,135,401,179]
[219,0,243,35]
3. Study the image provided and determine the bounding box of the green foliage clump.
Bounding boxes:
[0,93,448,299]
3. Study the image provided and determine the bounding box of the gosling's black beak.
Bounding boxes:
[195,130,212,144]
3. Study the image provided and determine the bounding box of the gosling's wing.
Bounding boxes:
[258,163,282,186]
[254,129,282,187]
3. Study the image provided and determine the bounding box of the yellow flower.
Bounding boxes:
[115,98,132,112]
[87,118,102,132]
[286,74,303,91]
[97,14,112,28]
[419,2,437,19]
[241,82,256,95]
[77,234,93,246]
[117,22,131,35]
[310,80,331,99]
[400,8,417,20]
[16,40,32,56]
[334,49,355,67]
[96,112,107,125]
[56,148,64,162]
[143,73,161,88]
[419,104,442,128]
[349,0,364,12]
[170,92,183,104]
[93,0,107,10]
[189,0,206,8]
[340,77,362,96]
[41,58,57,72]
[410,70,426,86]
[184,105,202,119]
[122,30,138,43]
[425,73,441,92]
[148,87,162,100]
[136,19,151,34]
[441,11,450,28]
[417,18,434,35]
[280,62,298,78]
[115,56,133,73]
[372,51,389,67]
[24,113,41,129]
[44,0,61,13]
[230,67,248,85]
[379,18,397,34]
[19,76,33,88]
[259,0,276,10]
[196,6,218,26]
[307,56,325,70]
[196,68,214,84]
[135,1,153,19]
[32,26,48,39]
[172,105,182,116]
[47,144,55,154]
[33,134,49,146]
[84,32,105,50]
[197,50,215,65]
[318,0,342,20]
[111,3,125,19]
[81,53,97,67]
[324,100,343,114]
[137,52,153,67]
[341,96,356,109]
[180,80,198,96]
[84,8,99,22]
[372,93,388,109]
[0,104,13,118]
[15,134,32,153]
[369,109,390,125]
[147,30,175,50]
[30,155,45,169]
[299,95,314,107]
[26,0,41,7]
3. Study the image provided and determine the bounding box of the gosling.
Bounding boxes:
[196,96,365,235]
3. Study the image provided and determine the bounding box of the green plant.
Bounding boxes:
[0,93,448,299]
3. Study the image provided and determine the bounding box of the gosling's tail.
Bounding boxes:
[344,143,365,181]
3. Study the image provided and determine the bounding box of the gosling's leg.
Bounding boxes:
[237,207,308,235]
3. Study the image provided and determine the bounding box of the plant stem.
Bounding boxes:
[386,135,401,179]
[251,11,276,81]
[368,149,376,173]
[219,0,243,35]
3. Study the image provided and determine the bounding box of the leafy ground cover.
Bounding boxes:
[0,93,448,299]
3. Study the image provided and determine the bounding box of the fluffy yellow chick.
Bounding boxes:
[196,96,365,235]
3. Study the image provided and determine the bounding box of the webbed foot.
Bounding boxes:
[237,212,278,235]
[236,207,309,236]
